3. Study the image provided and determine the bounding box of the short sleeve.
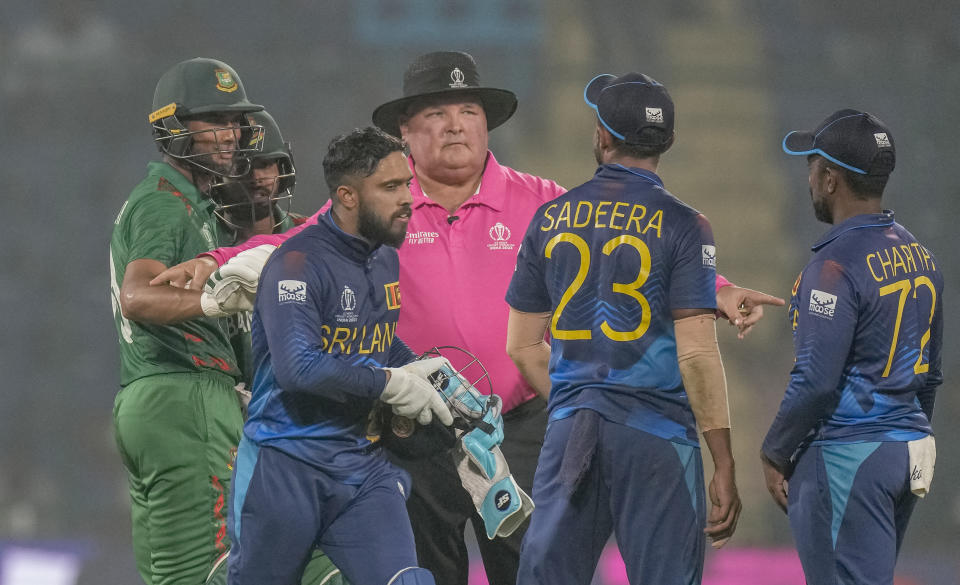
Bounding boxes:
[669,213,717,310]
[122,194,188,266]
[505,216,552,313]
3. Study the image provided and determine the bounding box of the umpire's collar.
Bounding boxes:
[811,210,895,251]
[321,209,382,263]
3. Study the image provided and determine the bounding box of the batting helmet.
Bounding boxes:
[149,58,264,178]
[211,110,296,231]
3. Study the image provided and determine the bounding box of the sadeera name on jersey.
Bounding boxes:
[539,200,663,238]
[319,321,398,355]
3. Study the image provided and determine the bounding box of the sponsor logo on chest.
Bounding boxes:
[406,230,440,245]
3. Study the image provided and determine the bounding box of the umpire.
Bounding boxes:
[372,51,565,585]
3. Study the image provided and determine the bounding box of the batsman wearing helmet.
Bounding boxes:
[109,57,264,585]
[211,109,299,242]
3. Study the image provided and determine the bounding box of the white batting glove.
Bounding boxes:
[382,357,455,426]
[199,244,276,317]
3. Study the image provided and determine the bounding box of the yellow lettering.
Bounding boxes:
[370,323,383,353]
[877,248,893,280]
[626,204,647,234]
[609,202,628,231]
[866,254,884,282]
[919,245,934,271]
[642,209,663,238]
[900,245,917,273]
[541,204,557,232]
[345,327,360,354]
[320,325,331,352]
[357,326,372,354]
[890,246,907,277]
[594,201,611,229]
[383,322,396,348]
[331,327,351,353]
[555,201,572,229]
[573,201,592,228]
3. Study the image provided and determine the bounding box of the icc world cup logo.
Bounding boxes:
[341,285,357,312]
[489,222,511,242]
[449,67,467,88]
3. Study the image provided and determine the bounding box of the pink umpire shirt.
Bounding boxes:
[397,152,566,412]
[204,152,733,413]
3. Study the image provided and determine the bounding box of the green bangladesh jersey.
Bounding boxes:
[110,161,241,386]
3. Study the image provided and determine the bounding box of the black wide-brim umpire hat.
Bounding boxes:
[372,51,518,138]
[783,109,895,176]
[584,72,674,146]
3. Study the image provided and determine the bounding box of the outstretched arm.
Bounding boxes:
[149,210,321,288]
[121,258,206,324]
[715,282,786,339]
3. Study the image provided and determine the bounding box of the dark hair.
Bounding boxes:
[322,127,407,194]
[608,127,674,159]
[821,158,888,199]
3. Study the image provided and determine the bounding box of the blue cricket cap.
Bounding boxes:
[783,109,895,176]
[584,73,674,146]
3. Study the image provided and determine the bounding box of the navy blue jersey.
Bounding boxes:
[763,212,943,471]
[506,164,717,446]
[245,211,416,484]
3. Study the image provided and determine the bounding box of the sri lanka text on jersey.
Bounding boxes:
[319,322,397,355]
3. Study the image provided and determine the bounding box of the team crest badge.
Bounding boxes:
[215,69,238,93]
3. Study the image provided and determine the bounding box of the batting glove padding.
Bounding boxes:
[383,357,455,426]
[200,244,276,317]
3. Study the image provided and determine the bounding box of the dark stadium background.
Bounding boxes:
[1,1,957,583]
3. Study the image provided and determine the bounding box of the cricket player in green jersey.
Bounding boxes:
[109,57,265,585]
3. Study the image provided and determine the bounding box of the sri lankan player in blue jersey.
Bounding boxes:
[762,110,943,585]
[506,73,740,585]
[228,128,453,585]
